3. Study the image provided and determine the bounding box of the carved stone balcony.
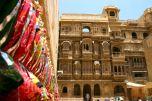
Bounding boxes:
[82,73,93,80]
[82,51,92,59]
[73,71,81,79]
[82,32,92,37]
[62,51,72,59]
[101,72,112,79]
[112,52,125,62]
[60,73,73,80]
[94,71,101,79]
[113,72,127,81]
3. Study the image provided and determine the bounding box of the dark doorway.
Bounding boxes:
[74,84,81,96]
[94,84,100,96]
[114,85,125,96]
[83,84,91,101]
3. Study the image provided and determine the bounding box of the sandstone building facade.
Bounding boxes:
[57,6,152,101]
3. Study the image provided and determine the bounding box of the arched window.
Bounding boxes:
[74,84,81,96]
[85,44,89,50]
[62,86,68,93]
[110,11,115,16]
[61,41,71,51]
[83,84,91,100]
[143,33,149,39]
[94,84,100,96]
[132,32,137,39]
[102,41,109,51]
[133,58,137,63]
[124,33,126,38]
[114,85,125,96]
[82,26,91,33]
[113,47,121,53]
[82,38,92,52]
[102,28,106,34]
[114,66,117,72]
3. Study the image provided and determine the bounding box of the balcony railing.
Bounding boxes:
[113,72,126,75]
[113,72,127,80]
[112,52,125,61]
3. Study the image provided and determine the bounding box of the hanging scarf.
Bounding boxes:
[43,61,49,87]
[46,66,52,90]
[34,53,46,81]
[7,5,34,57]
[0,1,21,48]
[3,0,31,52]
[0,61,42,101]
[13,9,36,60]
[37,54,46,78]
[24,29,41,67]
[27,36,44,72]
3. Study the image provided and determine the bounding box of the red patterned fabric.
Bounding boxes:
[0,61,42,101]
[3,0,31,52]
[13,10,36,60]
[24,30,41,67]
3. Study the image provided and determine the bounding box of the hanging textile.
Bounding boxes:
[23,28,41,67]
[13,8,37,60]
[0,62,42,101]
[0,1,21,48]
[0,0,59,100]
[0,51,23,94]
[3,0,31,52]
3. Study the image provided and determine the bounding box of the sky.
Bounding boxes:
[59,0,152,20]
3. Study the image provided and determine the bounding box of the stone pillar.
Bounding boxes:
[80,86,83,98]
[121,66,123,75]
[91,84,94,99]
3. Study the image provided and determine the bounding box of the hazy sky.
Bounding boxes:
[59,0,152,20]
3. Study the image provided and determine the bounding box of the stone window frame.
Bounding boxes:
[61,41,71,51]
[82,26,91,33]
[102,41,110,51]
[132,32,137,39]
[82,38,93,52]
[143,32,149,39]
[109,11,116,16]
[62,86,68,93]
[113,65,125,75]
[112,46,121,55]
